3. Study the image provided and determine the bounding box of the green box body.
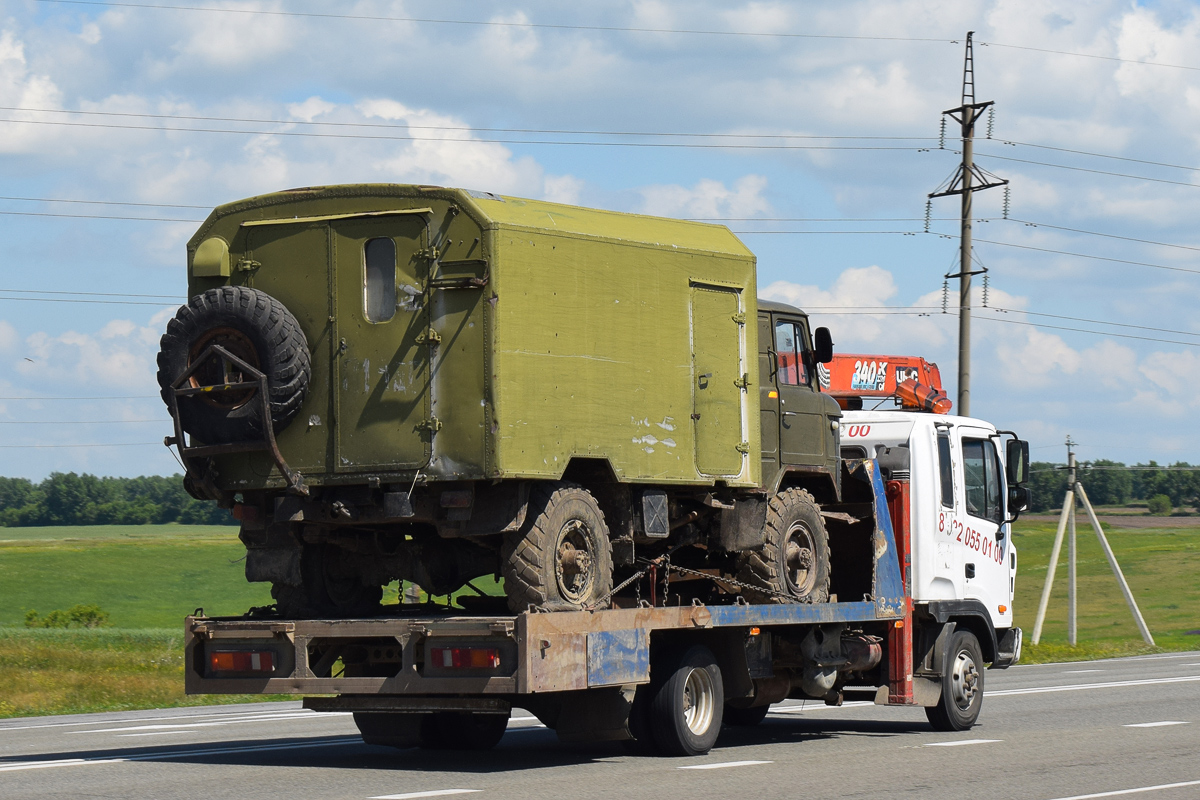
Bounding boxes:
[186,185,760,491]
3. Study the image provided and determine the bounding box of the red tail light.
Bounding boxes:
[210,650,275,674]
[429,646,501,670]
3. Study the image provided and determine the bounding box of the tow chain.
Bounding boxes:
[584,551,800,610]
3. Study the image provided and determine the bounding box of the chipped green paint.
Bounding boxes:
[185,184,758,490]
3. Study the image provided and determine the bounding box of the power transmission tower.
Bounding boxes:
[1031,436,1154,647]
[929,32,1008,417]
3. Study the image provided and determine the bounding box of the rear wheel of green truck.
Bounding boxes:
[735,488,830,604]
[501,482,613,613]
[926,631,984,732]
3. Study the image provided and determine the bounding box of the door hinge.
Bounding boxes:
[733,373,750,389]
[735,442,751,454]
[416,327,442,344]
[418,417,442,433]
[731,312,746,325]
[235,258,261,273]
[417,246,441,261]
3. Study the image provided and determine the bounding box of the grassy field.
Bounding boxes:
[0,524,272,628]
[1011,515,1200,661]
[0,518,1196,718]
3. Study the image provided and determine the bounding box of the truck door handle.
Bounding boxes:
[697,373,712,389]
[965,563,976,579]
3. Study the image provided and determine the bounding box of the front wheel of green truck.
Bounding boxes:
[735,488,831,604]
[501,482,613,612]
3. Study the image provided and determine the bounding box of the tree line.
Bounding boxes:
[1026,461,1200,513]
[0,473,234,527]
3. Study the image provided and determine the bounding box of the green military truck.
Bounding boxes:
[158,184,843,617]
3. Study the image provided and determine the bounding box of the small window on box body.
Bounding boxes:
[364,237,397,323]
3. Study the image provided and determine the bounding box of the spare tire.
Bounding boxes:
[157,286,310,443]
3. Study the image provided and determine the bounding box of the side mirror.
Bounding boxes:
[1009,486,1031,513]
[1006,439,1030,485]
[814,327,834,364]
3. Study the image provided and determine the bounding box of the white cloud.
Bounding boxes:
[639,175,771,219]
[543,174,585,205]
[0,29,63,153]
[18,318,163,391]
[0,321,18,353]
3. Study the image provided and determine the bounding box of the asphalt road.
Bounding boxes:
[3,651,1199,800]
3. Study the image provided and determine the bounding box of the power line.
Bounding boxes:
[1003,141,1200,174]
[1005,219,1200,254]
[0,296,179,306]
[0,442,163,448]
[0,288,183,300]
[976,151,1200,189]
[0,209,200,223]
[0,107,936,143]
[32,1,955,43]
[979,40,1200,73]
[0,116,927,151]
[971,237,1200,277]
[0,194,209,209]
[0,420,164,424]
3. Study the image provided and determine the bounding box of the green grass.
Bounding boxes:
[0,525,272,628]
[1010,518,1200,659]
[0,523,233,542]
[0,628,288,718]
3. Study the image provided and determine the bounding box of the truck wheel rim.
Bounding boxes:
[683,666,716,735]
[784,523,817,597]
[554,519,595,604]
[188,326,260,409]
[949,649,980,710]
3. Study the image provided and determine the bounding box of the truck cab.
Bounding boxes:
[841,409,1025,667]
[756,301,842,500]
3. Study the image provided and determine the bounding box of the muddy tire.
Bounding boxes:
[735,488,831,604]
[157,286,310,442]
[501,482,613,613]
[926,631,984,731]
[272,544,381,619]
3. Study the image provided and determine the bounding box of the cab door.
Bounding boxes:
[955,428,1008,609]
[774,316,825,466]
[758,312,780,485]
[331,216,432,471]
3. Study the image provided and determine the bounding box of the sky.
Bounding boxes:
[3,0,1200,479]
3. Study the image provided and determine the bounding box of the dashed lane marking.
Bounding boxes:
[1123,721,1190,728]
[678,760,773,770]
[990,675,1200,697]
[924,739,1002,747]
[1041,778,1200,800]
[0,708,337,733]
[370,791,481,799]
[1063,669,1105,674]
[70,712,350,734]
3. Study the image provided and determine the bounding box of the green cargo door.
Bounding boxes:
[691,283,745,476]
[331,217,432,472]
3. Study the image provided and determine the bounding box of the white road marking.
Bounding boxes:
[1123,721,1189,728]
[1042,778,1200,799]
[118,731,199,737]
[509,716,537,722]
[0,736,359,772]
[0,707,322,732]
[1063,669,1105,674]
[990,675,1200,697]
[370,792,481,800]
[70,712,348,734]
[678,760,773,770]
[924,739,1001,747]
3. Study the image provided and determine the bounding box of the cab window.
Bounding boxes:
[774,320,810,386]
[937,432,954,508]
[364,237,397,323]
[963,438,1003,523]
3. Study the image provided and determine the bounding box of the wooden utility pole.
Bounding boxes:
[929,32,1008,417]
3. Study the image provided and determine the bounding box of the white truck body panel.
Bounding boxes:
[842,410,1017,631]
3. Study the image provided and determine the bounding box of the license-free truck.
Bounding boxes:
[161,185,1029,755]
